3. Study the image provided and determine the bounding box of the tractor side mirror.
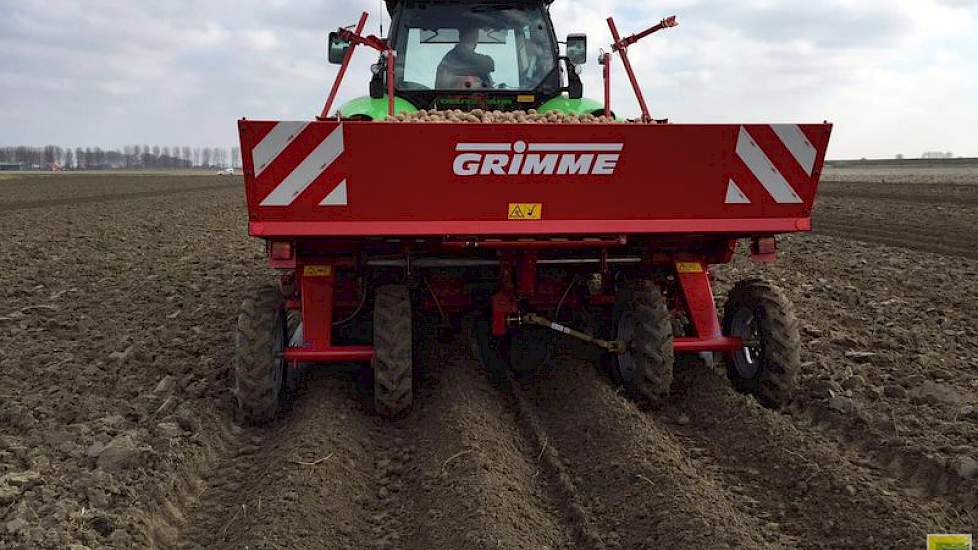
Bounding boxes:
[566,34,587,65]
[328,32,351,64]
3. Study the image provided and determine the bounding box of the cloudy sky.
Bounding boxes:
[1,0,976,159]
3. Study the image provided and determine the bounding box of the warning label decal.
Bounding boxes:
[508,203,542,220]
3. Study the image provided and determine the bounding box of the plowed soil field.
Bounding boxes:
[1,170,975,549]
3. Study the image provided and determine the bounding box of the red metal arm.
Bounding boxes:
[337,27,389,52]
[337,27,397,118]
[320,14,398,119]
[320,12,369,120]
[606,15,678,124]
[611,16,678,51]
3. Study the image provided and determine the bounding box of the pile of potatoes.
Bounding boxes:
[387,108,627,124]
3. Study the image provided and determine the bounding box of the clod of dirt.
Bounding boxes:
[0,485,18,506]
[154,375,177,394]
[0,470,42,506]
[828,396,856,414]
[5,517,29,535]
[156,422,186,439]
[811,379,843,397]
[155,396,179,416]
[952,456,978,480]
[909,381,965,406]
[844,351,876,362]
[883,384,908,399]
[91,515,114,537]
[95,434,142,472]
[2,470,42,488]
[108,345,136,363]
[842,375,865,390]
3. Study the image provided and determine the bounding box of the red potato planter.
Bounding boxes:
[232,3,832,423]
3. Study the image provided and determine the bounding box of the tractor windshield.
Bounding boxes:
[394,3,557,91]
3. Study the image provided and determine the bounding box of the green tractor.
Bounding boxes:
[328,0,603,120]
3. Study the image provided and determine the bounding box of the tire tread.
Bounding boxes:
[622,280,675,403]
[722,278,801,408]
[233,286,286,425]
[373,285,413,418]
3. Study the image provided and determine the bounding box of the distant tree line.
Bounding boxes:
[0,145,243,170]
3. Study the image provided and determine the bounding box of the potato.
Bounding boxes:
[381,106,657,125]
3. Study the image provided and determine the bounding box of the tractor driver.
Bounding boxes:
[435,25,495,89]
[522,35,553,86]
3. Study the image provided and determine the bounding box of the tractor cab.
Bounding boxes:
[330,0,593,116]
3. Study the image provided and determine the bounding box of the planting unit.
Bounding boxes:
[234,0,832,422]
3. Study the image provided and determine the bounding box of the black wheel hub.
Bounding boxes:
[615,310,638,384]
[729,307,763,379]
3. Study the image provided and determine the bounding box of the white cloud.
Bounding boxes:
[242,30,280,51]
[0,0,975,158]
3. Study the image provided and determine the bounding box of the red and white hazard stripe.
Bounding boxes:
[254,122,347,207]
[726,124,815,205]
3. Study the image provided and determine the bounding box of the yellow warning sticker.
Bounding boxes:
[516,94,535,103]
[303,265,332,277]
[675,262,704,273]
[508,203,542,220]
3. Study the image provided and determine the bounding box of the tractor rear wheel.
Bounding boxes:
[722,278,800,409]
[233,285,289,425]
[613,280,674,403]
[373,285,413,418]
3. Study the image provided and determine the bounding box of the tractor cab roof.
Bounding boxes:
[385,0,554,15]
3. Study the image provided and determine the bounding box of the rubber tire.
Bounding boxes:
[373,285,413,419]
[233,286,288,425]
[722,278,801,409]
[613,280,674,403]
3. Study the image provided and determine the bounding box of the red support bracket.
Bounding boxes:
[299,264,336,349]
[674,337,742,353]
[492,256,517,336]
[671,259,746,353]
[285,263,376,364]
[749,236,778,263]
[673,259,721,340]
